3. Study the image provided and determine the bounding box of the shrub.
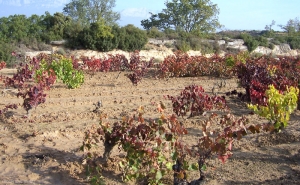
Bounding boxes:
[164,28,180,39]
[0,40,17,67]
[257,36,269,47]
[117,24,148,51]
[199,41,214,54]
[287,36,300,49]
[147,26,165,38]
[269,43,275,50]
[78,20,115,52]
[164,42,175,49]
[175,40,191,52]
[240,33,259,52]
[271,39,281,45]
[56,48,66,56]
[248,85,299,132]
[50,56,84,88]
[187,36,202,51]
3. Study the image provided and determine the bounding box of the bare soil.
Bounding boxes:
[0,68,299,185]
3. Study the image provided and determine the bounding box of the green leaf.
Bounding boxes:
[155,170,162,181]
[166,162,173,170]
[158,154,166,163]
[189,163,199,171]
[171,151,178,161]
[201,164,207,171]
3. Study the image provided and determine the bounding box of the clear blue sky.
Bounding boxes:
[0,0,299,31]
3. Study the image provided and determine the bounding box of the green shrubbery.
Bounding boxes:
[1,10,300,65]
[173,32,218,54]
[117,24,148,51]
[287,36,300,49]
[67,23,148,52]
[0,40,16,67]
[146,27,165,39]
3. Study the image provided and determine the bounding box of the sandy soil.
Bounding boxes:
[0,64,299,185]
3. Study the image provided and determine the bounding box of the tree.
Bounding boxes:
[27,14,45,40]
[7,15,30,42]
[78,20,114,51]
[0,17,10,42]
[40,12,72,42]
[141,0,221,34]
[265,20,275,31]
[279,17,300,35]
[63,0,120,26]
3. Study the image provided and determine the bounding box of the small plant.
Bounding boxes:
[125,51,153,85]
[81,104,196,184]
[167,85,227,117]
[0,104,18,115]
[56,48,66,56]
[248,85,299,132]
[234,55,300,104]
[17,84,47,114]
[50,57,84,88]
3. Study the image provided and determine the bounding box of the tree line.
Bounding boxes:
[0,0,299,66]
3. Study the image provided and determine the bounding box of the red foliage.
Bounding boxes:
[234,55,300,107]
[167,85,227,117]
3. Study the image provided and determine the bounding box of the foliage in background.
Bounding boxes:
[63,0,120,26]
[141,0,221,34]
[77,20,114,51]
[117,25,148,52]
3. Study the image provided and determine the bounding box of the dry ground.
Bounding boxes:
[0,68,299,185]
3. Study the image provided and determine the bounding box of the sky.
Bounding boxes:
[0,0,299,31]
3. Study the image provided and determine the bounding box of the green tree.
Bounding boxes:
[78,20,114,51]
[265,20,276,31]
[64,21,86,49]
[63,0,120,26]
[279,17,300,35]
[40,12,72,42]
[118,24,148,51]
[240,33,259,52]
[141,0,221,34]
[0,17,10,42]
[27,14,45,40]
[7,15,30,41]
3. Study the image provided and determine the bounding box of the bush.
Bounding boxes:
[275,35,287,44]
[164,42,175,49]
[50,57,84,88]
[257,36,269,47]
[287,36,300,49]
[188,36,203,50]
[240,33,259,52]
[271,39,281,45]
[147,27,165,38]
[164,28,180,39]
[175,40,191,52]
[248,85,299,132]
[78,20,115,52]
[199,42,214,54]
[117,24,148,51]
[269,43,275,50]
[0,40,17,67]
[56,48,66,56]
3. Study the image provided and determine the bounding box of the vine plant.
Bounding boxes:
[81,84,276,184]
[1,54,84,116]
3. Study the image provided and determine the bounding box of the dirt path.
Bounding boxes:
[0,69,299,185]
